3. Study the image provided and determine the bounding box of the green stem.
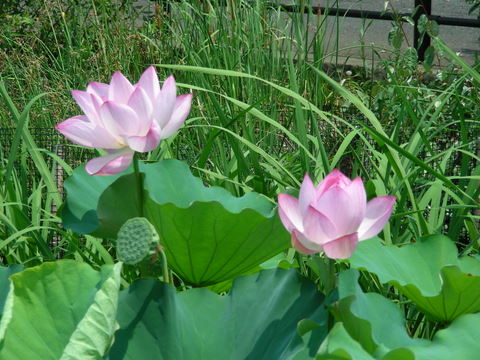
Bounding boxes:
[296,252,308,276]
[133,152,144,217]
[133,153,170,284]
[326,257,337,293]
[158,246,170,284]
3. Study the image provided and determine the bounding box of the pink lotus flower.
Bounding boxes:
[56,66,192,175]
[278,170,396,259]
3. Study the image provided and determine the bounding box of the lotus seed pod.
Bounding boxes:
[116,217,160,265]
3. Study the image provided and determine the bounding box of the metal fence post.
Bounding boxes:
[414,0,432,61]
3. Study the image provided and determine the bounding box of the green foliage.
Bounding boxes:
[108,268,328,360]
[0,81,61,263]
[410,313,480,359]
[63,159,290,285]
[318,269,480,359]
[327,269,424,358]
[317,323,415,360]
[0,263,478,359]
[0,261,122,359]
[61,164,127,236]
[0,265,23,318]
[350,235,480,321]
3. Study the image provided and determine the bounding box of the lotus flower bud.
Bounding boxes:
[278,170,396,259]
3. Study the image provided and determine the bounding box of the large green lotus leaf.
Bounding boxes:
[0,265,23,317]
[207,249,298,293]
[95,160,290,285]
[325,269,422,359]
[349,235,480,321]
[317,324,416,360]
[62,160,289,285]
[0,260,121,360]
[316,318,480,360]
[144,200,288,285]
[61,163,134,236]
[95,172,143,238]
[96,159,275,236]
[63,159,275,237]
[318,269,480,360]
[107,268,328,360]
[409,313,480,360]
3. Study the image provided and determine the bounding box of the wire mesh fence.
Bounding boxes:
[0,127,95,197]
[0,127,99,252]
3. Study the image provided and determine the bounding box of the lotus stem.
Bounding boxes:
[133,152,144,217]
[157,245,170,284]
[326,257,336,293]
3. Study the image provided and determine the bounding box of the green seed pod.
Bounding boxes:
[116,217,160,265]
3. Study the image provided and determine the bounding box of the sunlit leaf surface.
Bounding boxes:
[349,235,480,321]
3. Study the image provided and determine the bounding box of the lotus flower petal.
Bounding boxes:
[85,151,134,176]
[299,174,316,217]
[137,66,160,101]
[160,94,192,139]
[343,177,367,222]
[71,90,99,124]
[278,194,303,232]
[291,230,321,254]
[153,75,177,128]
[315,169,351,198]
[127,87,153,135]
[315,186,363,236]
[127,122,162,153]
[358,196,396,240]
[100,101,141,137]
[55,115,121,149]
[87,82,109,99]
[302,206,337,245]
[89,92,104,117]
[323,232,359,259]
[108,72,134,103]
